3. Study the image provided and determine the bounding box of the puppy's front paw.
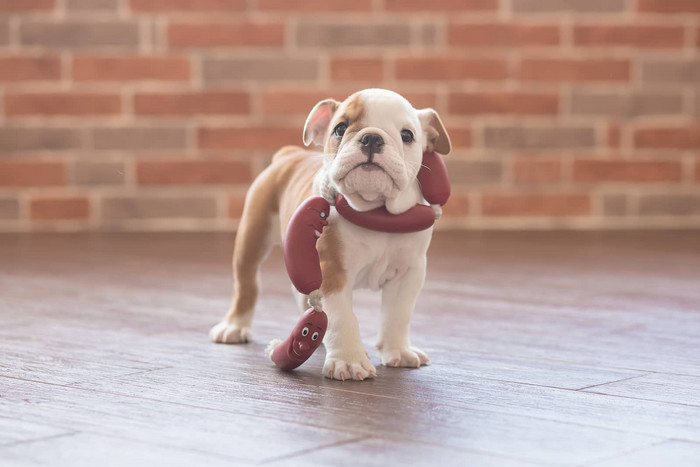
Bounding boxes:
[323,354,377,381]
[378,346,430,368]
[209,321,251,344]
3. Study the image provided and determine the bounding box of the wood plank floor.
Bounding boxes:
[1,231,699,466]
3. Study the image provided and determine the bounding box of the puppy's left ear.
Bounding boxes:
[418,108,451,155]
[303,99,339,147]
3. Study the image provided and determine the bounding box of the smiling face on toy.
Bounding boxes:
[302,89,451,214]
[287,310,327,362]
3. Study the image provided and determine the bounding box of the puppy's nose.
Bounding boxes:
[360,133,384,158]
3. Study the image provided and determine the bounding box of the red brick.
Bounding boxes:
[513,158,562,183]
[442,191,470,218]
[0,56,61,82]
[6,93,121,116]
[696,159,700,181]
[0,0,54,11]
[574,25,685,48]
[73,56,190,82]
[519,58,630,82]
[634,126,700,149]
[449,92,559,116]
[262,89,437,116]
[199,127,301,150]
[257,0,372,11]
[30,196,89,220]
[449,23,560,47]
[396,57,508,81]
[168,22,284,48]
[396,91,438,110]
[449,128,473,149]
[385,0,497,11]
[697,27,700,46]
[0,161,66,186]
[573,160,683,182]
[482,193,591,216]
[21,21,139,48]
[137,160,252,185]
[228,192,246,218]
[134,92,250,116]
[447,160,502,185]
[331,58,383,82]
[261,91,344,115]
[130,0,246,11]
[638,0,700,14]
[606,124,620,149]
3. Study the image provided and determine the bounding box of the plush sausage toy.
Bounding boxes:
[268,152,450,371]
[268,196,330,370]
[268,307,328,370]
[282,196,330,296]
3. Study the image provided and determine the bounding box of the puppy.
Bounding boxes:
[209,88,451,381]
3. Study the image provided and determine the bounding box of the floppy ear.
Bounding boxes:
[417,108,451,155]
[303,99,339,147]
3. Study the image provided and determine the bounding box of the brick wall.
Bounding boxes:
[0,0,699,231]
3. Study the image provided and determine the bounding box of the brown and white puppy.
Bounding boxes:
[210,89,451,381]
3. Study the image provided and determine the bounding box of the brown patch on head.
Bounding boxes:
[343,93,365,126]
[324,93,366,156]
[316,221,346,295]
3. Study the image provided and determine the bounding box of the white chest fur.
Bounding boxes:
[332,211,432,291]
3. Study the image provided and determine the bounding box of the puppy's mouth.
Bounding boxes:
[359,162,383,171]
[340,161,399,189]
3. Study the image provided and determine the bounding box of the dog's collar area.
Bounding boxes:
[333,152,448,233]
[335,194,435,233]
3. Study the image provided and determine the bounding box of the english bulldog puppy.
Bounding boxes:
[209,88,451,381]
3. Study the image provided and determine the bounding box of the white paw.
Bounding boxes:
[209,321,251,344]
[378,346,430,368]
[323,353,377,381]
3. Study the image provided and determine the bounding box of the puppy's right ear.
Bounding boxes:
[303,99,339,147]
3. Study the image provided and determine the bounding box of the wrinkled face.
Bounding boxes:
[325,91,422,205]
[303,89,451,212]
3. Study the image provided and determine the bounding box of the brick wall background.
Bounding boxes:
[0,0,699,231]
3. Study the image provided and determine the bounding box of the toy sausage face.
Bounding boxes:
[287,309,327,362]
[271,308,328,370]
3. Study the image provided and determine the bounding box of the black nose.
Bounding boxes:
[360,133,384,158]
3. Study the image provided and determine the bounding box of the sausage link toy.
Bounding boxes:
[267,196,330,370]
[267,152,450,371]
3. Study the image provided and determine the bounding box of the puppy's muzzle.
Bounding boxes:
[360,133,384,160]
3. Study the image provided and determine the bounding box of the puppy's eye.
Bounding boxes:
[333,122,348,138]
[400,129,414,144]
[302,327,309,336]
[312,332,319,341]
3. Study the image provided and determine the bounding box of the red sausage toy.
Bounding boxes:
[269,307,328,370]
[269,196,330,370]
[418,151,451,206]
[268,152,450,372]
[335,194,436,233]
[282,196,331,295]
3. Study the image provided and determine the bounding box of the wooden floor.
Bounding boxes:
[1,231,699,466]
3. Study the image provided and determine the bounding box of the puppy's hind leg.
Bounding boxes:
[210,177,277,344]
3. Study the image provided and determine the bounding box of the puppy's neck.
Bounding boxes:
[314,166,385,212]
[314,165,421,214]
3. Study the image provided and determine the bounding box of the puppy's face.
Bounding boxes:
[303,89,451,211]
